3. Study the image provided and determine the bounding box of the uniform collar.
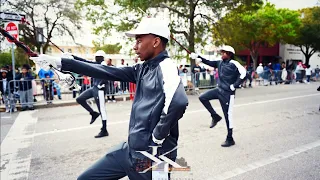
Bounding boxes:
[143,50,169,68]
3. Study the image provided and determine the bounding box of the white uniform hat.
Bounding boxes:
[125,17,170,40]
[94,50,106,57]
[220,45,235,54]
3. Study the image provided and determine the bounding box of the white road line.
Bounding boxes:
[1,111,38,180]
[211,140,320,180]
[186,93,320,114]
[9,93,320,140]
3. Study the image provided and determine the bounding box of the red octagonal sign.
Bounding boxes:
[5,22,19,43]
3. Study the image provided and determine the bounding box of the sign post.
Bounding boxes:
[5,21,19,90]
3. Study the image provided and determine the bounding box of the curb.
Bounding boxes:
[0,96,132,112]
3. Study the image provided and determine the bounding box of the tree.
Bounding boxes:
[5,0,82,54]
[0,48,32,67]
[0,52,12,67]
[290,7,320,66]
[213,3,301,68]
[92,41,122,54]
[76,0,263,67]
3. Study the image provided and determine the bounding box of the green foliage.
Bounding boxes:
[213,2,301,67]
[0,52,12,67]
[76,0,263,67]
[92,41,122,54]
[289,7,320,65]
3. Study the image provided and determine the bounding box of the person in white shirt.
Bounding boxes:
[305,65,312,84]
[256,63,264,78]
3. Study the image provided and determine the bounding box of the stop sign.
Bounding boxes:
[5,22,19,43]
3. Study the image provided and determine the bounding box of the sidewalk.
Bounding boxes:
[0,94,131,112]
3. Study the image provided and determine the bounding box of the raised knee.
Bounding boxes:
[76,97,83,103]
[199,95,206,102]
[77,171,91,180]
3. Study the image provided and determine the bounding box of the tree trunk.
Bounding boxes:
[305,55,311,66]
[250,50,259,69]
[189,2,195,69]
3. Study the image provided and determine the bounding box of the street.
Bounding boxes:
[1,83,320,180]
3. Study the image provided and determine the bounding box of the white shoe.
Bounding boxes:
[107,100,112,103]
[112,100,116,103]
[5,109,10,113]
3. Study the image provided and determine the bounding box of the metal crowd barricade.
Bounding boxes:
[193,72,217,90]
[6,79,35,110]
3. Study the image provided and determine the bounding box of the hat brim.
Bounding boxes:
[125,30,150,38]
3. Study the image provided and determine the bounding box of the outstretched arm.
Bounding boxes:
[61,58,137,83]
[198,55,220,68]
[190,52,220,68]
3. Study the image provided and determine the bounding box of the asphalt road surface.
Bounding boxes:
[1,83,320,180]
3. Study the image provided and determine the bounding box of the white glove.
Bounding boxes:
[97,84,105,89]
[230,84,235,91]
[30,54,62,71]
[152,134,165,145]
[196,58,202,64]
[189,52,199,60]
[61,52,74,59]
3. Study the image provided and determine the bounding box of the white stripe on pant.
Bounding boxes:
[98,90,107,120]
[228,95,235,129]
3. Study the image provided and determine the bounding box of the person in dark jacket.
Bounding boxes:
[15,64,34,111]
[190,45,247,147]
[42,73,54,103]
[0,69,15,112]
[30,17,188,180]
[74,50,109,138]
[102,58,116,102]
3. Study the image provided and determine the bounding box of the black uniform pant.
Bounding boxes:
[78,142,170,180]
[76,86,107,121]
[199,88,235,139]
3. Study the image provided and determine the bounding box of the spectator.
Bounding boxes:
[262,63,271,86]
[294,62,304,83]
[42,73,54,103]
[52,81,62,100]
[70,72,81,98]
[38,68,54,79]
[192,58,204,87]
[102,58,116,102]
[15,65,34,111]
[305,65,312,84]
[208,67,215,86]
[81,75,91,93]
[315,65,320,81]
[0,69,15,112]
[273,62,281,84]
[118,59,128,92]
[256,63,264,80]
[281,68,288,84]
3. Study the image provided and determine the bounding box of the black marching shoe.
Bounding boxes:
[221,138,235,147]
[90,111,100,124]
[210,114,222,128]
[94,129,109,138]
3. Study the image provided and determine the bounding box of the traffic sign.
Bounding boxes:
[0,12,25,22]
[4,22,19,43]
